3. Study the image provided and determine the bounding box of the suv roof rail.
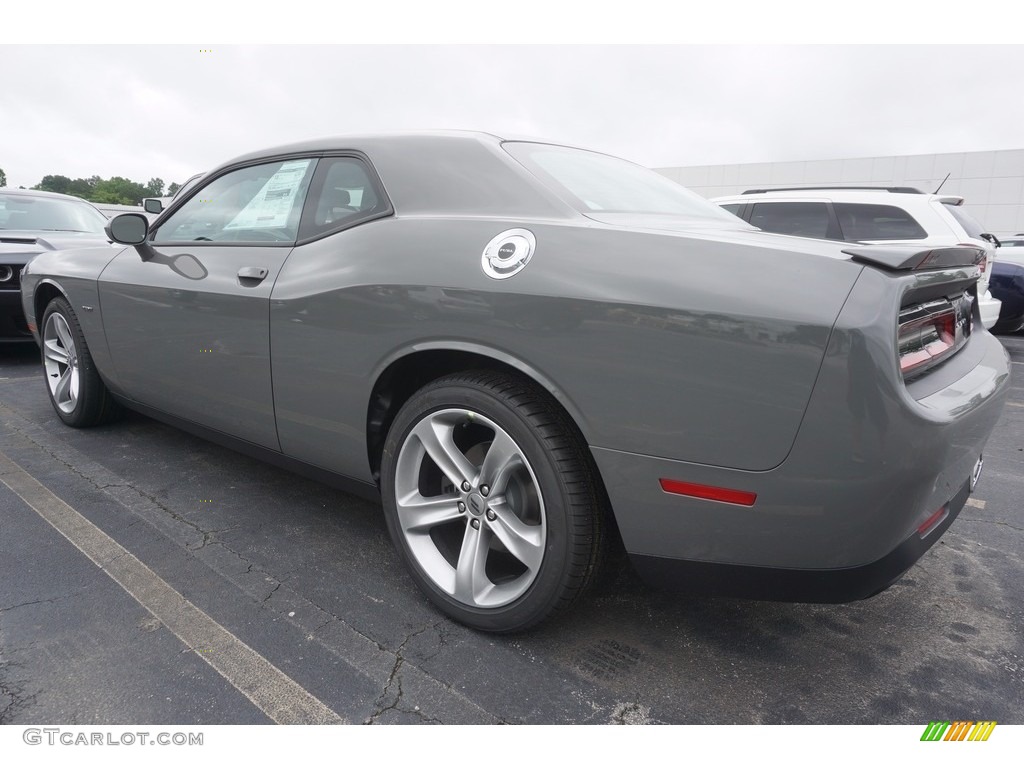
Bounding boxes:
[741,186,926,195]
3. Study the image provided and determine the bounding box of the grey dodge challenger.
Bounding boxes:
[20,132,1011,632]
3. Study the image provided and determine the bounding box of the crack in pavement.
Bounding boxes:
[0,654,35,725]
[365,625,441,724]
[0,589,86,614]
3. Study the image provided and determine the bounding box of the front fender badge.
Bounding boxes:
[481,229,536,279]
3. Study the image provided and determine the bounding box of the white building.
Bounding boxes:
[655,148,1024,238]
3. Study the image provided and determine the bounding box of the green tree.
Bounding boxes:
[91,176,149,205]
[0,167,6,187]
[35,174,74,194]
[145,178,164,197]
[167,181,181,196]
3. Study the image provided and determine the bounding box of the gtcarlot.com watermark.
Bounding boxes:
[23,729,203,747]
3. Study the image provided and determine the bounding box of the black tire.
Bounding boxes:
[990,315,1024,335]
[380,370,606,632]
[40,296,121,428]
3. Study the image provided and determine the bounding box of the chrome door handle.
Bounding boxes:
[238,267,268,281]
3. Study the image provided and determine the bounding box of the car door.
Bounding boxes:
[99,157,317,449]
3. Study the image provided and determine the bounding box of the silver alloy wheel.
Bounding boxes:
[42,312,80,414]
[394,408,547,608]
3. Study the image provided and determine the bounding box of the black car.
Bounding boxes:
[0,189,112,342]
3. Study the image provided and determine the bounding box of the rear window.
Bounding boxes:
[942,203,986,239]
[749,202,830,239]
[833,203,927,241]
[503,142,738,222]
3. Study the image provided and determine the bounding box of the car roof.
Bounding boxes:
[0,187,101,204]
[207,131,596,220]
[219,130,508,167]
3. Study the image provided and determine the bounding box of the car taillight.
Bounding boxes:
[897,295,972,379]
[956,243,988,275]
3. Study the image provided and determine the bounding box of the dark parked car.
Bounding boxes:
[990,237,1024,333]
[20,133,1010,631]
[0,188,112,342]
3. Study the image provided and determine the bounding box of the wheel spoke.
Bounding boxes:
[398,493,463,533]
[53,315,74,351]
[54,368,73,404]
[479,430,522,496]
[487,501,545,573]
[454,521,492,604]
[69,369,80,401]
[43,339,66,364]
[411,416,478,488]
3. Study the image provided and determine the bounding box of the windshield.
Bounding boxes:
[504,142,738,223]
[0,193,108,233]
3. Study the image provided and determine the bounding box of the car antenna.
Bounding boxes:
[933,173,950,194]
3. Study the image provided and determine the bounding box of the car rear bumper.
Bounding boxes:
[978,289,1002,330]
[629,475,971,602]
[592,296,1010,599]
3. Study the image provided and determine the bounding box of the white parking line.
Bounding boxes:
[0,450,345,725]
[1007,401,1024,408]
[966,498,986,510]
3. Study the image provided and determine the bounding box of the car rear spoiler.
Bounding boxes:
[842,244,985,272]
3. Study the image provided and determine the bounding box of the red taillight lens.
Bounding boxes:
[659,479,757,506]
[917,505,948,537]
[897,295,970,378]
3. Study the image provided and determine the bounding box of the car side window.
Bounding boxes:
[749,202,831,239]
[152,159,316,244]
[833,203,927,241]
[298,157,390,241]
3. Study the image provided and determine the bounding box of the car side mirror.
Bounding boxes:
[106,213,150,245]
[144,198,164,214]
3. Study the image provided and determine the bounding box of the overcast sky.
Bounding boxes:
[5,43,1024,190]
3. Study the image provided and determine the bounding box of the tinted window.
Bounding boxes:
[942,203,986,239]
[749,202,830,239]
[719,203,743,216]
[0,194,107,233]
[153,159,315,244]
[504,142,738,221]
[298,157,389,240]
[833,203,927,241]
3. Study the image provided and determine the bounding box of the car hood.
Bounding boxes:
[0,230,114,263]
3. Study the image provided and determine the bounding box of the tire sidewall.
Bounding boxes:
[41,297,94,427]
[381,379,576,632]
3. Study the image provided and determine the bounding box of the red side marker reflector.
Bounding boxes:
[917,505,948,537]
[659,479,757,507]
[27,321,37,333]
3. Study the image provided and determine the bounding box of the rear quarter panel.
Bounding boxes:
[269,217,863,479]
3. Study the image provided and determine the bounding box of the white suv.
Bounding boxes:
[711,187,1001,329]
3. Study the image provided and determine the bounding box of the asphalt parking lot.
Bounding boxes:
[1,336,1022,726]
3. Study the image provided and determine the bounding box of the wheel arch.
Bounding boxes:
[365,341,594,485]
[33,279,72,332]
